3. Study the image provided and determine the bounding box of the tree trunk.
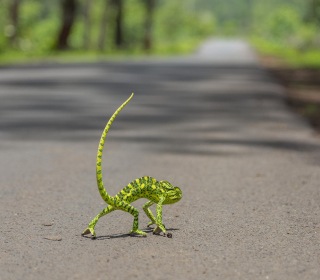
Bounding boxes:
[314,0,320,24]
[56,0,77,50]
[83,0,92,50]
[143,0,155,51]
[114,0,124,49]
[9,0,21,46]
[98,0,110,52]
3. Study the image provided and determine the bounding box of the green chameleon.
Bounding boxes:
[82,93,182,238]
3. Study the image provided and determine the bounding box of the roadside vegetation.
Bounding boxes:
[0,0,216,64]
[0,1,319,66]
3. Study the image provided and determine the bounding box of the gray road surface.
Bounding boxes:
[1,40,320,280]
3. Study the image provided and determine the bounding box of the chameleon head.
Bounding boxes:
[160,181,182,204]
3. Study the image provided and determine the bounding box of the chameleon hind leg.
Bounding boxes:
[117,201,147,236]
[82,205,115,238]
[143,201,157,227]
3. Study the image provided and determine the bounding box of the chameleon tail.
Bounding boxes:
[96,93,134,204]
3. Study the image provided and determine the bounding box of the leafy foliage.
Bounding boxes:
[0,0,318,64]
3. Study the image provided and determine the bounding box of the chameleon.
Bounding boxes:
[82,93,182,238]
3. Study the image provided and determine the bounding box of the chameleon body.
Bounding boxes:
[82,93,182,238]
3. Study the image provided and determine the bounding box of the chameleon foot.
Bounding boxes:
[128,229,147,237]
[147,222,155,227]
[153,224,166,235]
[82,227,96,238]
[153,226,161,234]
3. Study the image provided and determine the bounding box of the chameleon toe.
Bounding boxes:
[129,229,147,236]
[82,228,91,236]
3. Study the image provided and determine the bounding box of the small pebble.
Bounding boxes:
[42,223,53,226]
[167,233,172,238]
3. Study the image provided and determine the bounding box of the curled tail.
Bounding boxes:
[96,93,134,204]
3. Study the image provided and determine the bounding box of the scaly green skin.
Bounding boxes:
[82,93,182,238]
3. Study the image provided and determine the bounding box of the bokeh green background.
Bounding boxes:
[0,0,319,66]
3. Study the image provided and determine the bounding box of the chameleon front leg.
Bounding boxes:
[143,200,157,227]
[82,205,115,238]
[153,197,166,234]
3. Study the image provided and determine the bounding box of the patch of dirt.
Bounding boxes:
[259,55,320,134]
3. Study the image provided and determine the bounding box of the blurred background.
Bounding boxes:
[3,3,320,279]
[0,0,319,66]
[1,0,320,132]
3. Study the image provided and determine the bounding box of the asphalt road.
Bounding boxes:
[1,39,320,280]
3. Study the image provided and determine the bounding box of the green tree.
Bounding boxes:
[143,0,155,51]
[113,0,124,49]
[266,6,301,42]
[9,0,22,47]
[56,0,78,50]
[98,0,111,52]
[83,0,92,50]
[306,0,320,24]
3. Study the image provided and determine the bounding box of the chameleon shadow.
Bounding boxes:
[81,227,180,240]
